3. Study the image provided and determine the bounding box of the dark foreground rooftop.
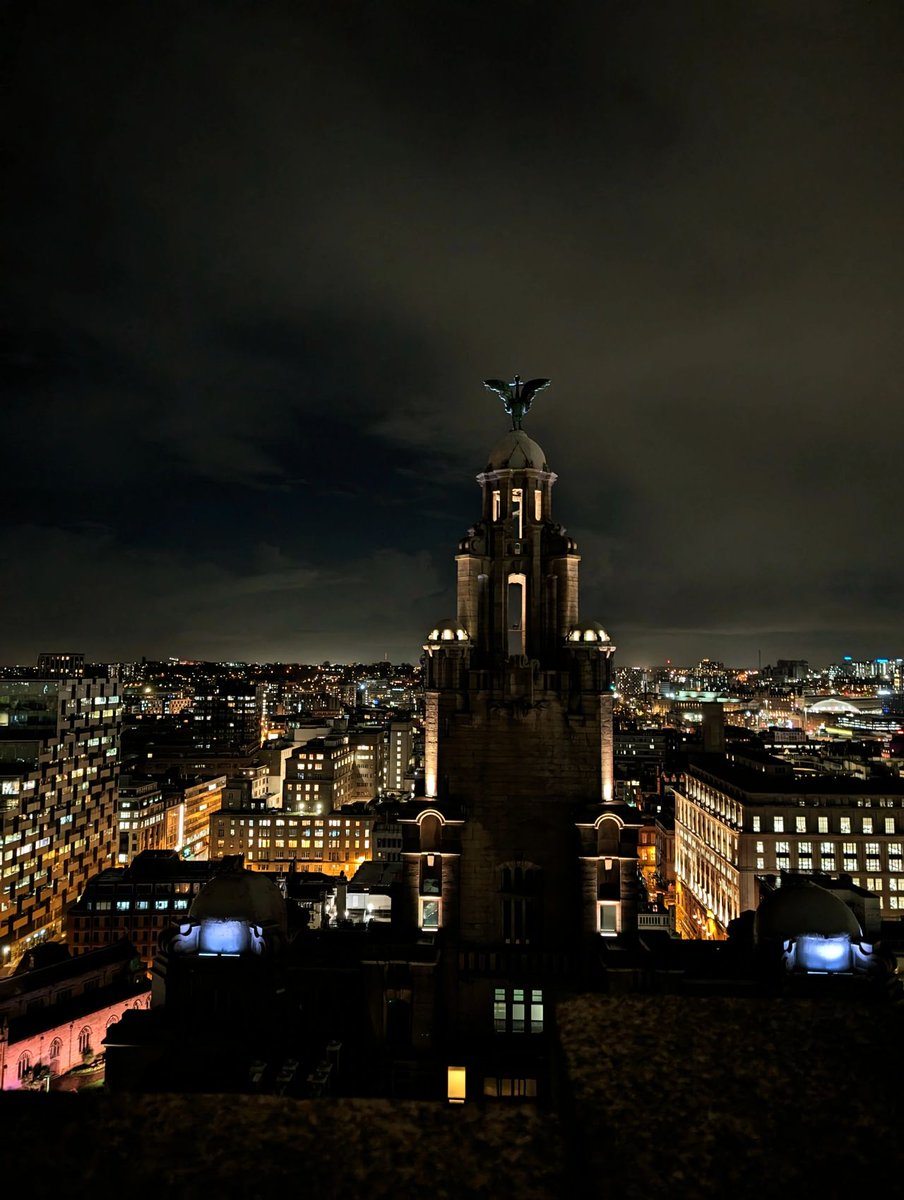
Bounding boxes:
[2,992,902,1199]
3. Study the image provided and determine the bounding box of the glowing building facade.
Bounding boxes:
[0,673,121,963]
[674,754,904,938]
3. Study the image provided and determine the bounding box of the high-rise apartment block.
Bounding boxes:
[116,775,166,863]
[36,652,85,678]
[382,720,413,794]
[0,672,121,962]
[282,733,355,813]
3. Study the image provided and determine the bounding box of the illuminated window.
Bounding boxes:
[886,818,896,834]
[507,573,527,657]
[493,987,543,1035]
[419,898,440,929]
[862,817,873,835]
[818,817,829,833]
[484,1076,537,1099]
[796,816,806,833]
[511,487,523,539]
[840,817,851,834]
[598,902,619,936]
[752,816,761,832]
[492,490,501,521]
[533,488,542,521]
[773,816,784,833]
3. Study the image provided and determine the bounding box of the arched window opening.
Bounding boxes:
[507,573,526,657]
[511,487,523,539]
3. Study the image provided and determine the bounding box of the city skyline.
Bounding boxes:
[3,4,902,669]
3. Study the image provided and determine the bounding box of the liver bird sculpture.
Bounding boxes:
[483,374,551,430]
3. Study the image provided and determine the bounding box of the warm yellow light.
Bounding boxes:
[447,1065,466,1104]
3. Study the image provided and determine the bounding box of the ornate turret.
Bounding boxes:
[422,377,616,805]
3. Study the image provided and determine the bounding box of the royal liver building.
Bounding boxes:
[397,376,640,1095]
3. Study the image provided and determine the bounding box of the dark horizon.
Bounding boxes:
[4,3,903,669]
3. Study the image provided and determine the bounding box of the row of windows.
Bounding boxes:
[221,817,371,828]
[765,840,902,860]
[752,814,897,834]
[83,897,192,912]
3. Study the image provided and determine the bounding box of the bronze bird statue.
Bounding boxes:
[483,374,551,430]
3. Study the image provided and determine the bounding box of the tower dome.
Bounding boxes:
[753,880,862,942]
[566,621,611,645]
[190,867,287,933]
[426,618,469,643]
[485,430,549,472]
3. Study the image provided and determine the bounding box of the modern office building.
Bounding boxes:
[190,684,263,753]
[116,776,166,863]
[160,775,226,861]
[210,805,374,875]
[0,671,122,963]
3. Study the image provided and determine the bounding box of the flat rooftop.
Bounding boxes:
[691,753,904,796]
[0,991,900,1198]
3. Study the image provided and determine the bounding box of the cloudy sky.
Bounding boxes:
[3,1,902,669]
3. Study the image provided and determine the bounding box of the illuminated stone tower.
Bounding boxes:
[423,425,616,806]
[407,377,638,960]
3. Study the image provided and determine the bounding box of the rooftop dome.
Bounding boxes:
[190,868,287,932]
[566,621,611,644]
[754,881,862,943]
[426,618,469,642]
[485,430,549,472]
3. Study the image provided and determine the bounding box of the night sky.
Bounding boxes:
[3,2,903,669]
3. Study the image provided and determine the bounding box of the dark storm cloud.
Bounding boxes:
[2,1,902,666]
